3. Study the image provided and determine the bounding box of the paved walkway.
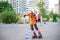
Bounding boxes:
[0,22,60,40]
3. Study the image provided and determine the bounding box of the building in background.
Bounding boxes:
[26,0,49,13]
[0,0,49,14]
[0,0,27,14]
[26,0,40,13]
[59,0,60,23]
[9,0,27,14]
[9,0,16,12]
[54,4,59,14]
[26,0,32,13]
[59,0,60,13]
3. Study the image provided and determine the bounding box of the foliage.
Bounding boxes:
[0,1,19,24]
[58,14,60,19]
[37,2,47,18]
[37,2,45,9]
[48,11,54,19]
[53,14,58,22]
[1,10,17,24]
[0,1,13,13]
[48,10,59,22]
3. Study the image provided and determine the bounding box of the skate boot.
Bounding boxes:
[38,33,42,39]
[32,35,37,39]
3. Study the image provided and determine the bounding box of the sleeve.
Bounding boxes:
[26,13,31,17]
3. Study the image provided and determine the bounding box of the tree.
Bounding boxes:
[48,10,59,22]
[0,1,13,13]
[1,10,17,24]
[0,1,19,24]
[48,10,54,19]
[58,14,60,18]
[37,2,47,18]
[53,14,58,22]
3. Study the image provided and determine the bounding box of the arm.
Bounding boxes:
[24,13,31,18]
[40,16,42,23]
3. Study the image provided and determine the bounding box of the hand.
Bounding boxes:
[24,15,26,17]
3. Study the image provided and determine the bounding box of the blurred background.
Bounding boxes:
[0,0,60,24]
[0,0,60,40]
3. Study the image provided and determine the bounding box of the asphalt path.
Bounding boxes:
[0,22,60,40]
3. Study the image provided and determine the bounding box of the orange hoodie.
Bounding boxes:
[26,12,36,25]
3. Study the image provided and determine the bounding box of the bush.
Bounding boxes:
[15,17,19,24]
[0,14,1,19]
[46,15,49,21]
[0,1,13,13]
[58,14,60,19]
[53,14,58,22]
[1,10,17,24]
